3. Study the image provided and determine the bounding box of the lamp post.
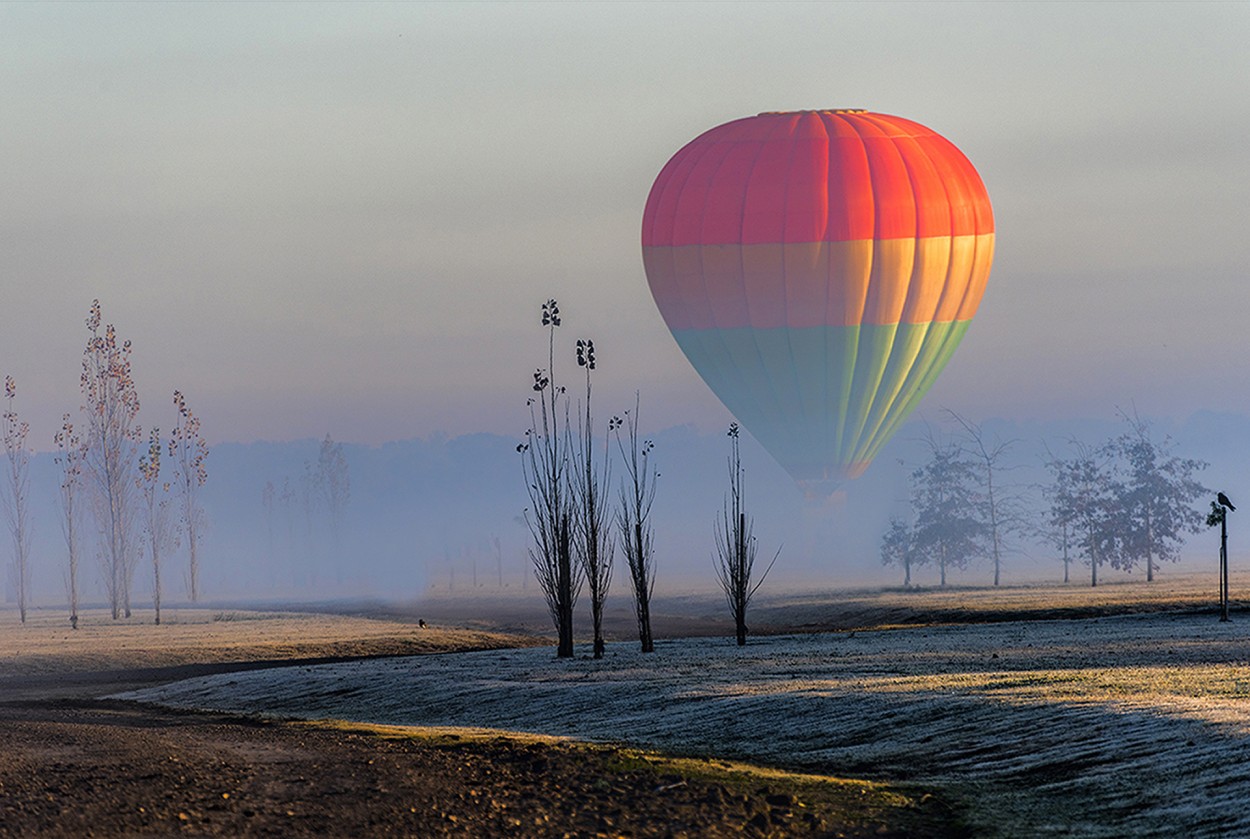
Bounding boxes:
[1221,510,1229,622]
[1210,494,1235,622]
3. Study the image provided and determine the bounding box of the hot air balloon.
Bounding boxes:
[641,109,994,496]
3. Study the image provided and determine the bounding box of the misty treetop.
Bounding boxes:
[883,412,1210,588]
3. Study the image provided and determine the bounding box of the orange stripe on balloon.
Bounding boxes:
[642,111,992,247]
[642,234,993,330]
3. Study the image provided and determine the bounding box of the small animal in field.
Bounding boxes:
[418,619,427,629]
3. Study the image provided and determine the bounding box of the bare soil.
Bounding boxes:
[0,607,965,838]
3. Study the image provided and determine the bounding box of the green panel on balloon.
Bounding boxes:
[672,321,970,492]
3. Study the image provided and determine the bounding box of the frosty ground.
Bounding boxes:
[121,602,1250,838]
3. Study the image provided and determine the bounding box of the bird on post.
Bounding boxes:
[1218,492,1236,512]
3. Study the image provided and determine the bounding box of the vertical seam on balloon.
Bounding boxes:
[828,112,870,462]
[652,140,710,331]
[853,126,955,462]
[774,114,809,448]
[731,115,792,432]
[643,140,695,246]
[838,112,893,465]
[864,321,969,466]
[683,138,747,408]
[815,112,834,470]
[916,133,972,326]
[684,138,738,331]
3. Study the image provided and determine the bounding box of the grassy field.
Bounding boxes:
[117,574,1250,837]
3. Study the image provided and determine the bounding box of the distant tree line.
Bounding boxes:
[259,434,350,590]
[881,411,1208,588]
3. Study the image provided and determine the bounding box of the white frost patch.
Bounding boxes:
[117,613,1250,837]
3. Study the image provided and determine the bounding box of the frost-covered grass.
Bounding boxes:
[118,611,1250,837]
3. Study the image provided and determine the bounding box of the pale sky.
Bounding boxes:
[1,2,1247,447]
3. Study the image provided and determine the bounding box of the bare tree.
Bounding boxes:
[948,412,1026,586]
[81,300,142,619]
[54,415,85,629]
[1,377,31,623]
[138,429,177,624]
[909,433,984,587]
[169,390,208,602]
[880,516,919,587]
[520,299,580,658]
[317,434,350,578]
[262,480,276,561]
[1038,468,1076,584]
[280,476,296,585]
[1046,441,1120,587]
[714,423,778,646]
[612,396,658,653]
[571,338,613,659]
[299,460,321,587]
[1110,412,1207,582]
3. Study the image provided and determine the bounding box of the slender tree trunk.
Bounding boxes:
[188,525,199,603]
[1090,527,1098,588]
[1146,511,1154,582]
[903,554,911,587]
[634,522,653,652]
[635,521,649,650]
[153,547,161,625]
[591,606,605,659]
[69,541,79,630]
[730,507,740,645]
[556,513,573,658]
[1221,515,1229,622]
[988,468,1000,587]
[1062,524,1070,584]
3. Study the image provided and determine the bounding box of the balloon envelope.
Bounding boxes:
[641,110,994,496]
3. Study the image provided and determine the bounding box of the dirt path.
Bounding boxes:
[0,697,964,838]
[0,608,966,837]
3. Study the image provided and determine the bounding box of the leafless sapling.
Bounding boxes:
[169,390,208,602]
[1,377,31,624]
[138,429,177,625]
[947,411,1026,586]
[280,477,296,584]
[612,395,657,653]
[299,460,321,587]
[880,516,918,587]
[572,338,613,659]
[262,480,276,561]
[519,299,581,658]
[713,423,778,646]
[81,300,142,619]
[909,431,984,587]
[317,433,350,580]
[1110,410,1208,582]
[1045,441,1120,587]
[54,415,85,629]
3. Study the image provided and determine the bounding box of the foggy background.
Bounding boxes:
[9,409,1248,607]
[1,3,1247,605]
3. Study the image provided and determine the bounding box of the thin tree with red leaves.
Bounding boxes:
[81,300,142,619]
[169,390,208,602]
[1,377,31,624]
[54,415,85,629]
[139,429,177,624]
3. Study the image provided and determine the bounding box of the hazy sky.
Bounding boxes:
[2,2,1247,447]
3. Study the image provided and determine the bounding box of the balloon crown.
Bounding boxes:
[757,109,868,115]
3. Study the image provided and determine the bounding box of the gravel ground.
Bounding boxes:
[0,607,963,837]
